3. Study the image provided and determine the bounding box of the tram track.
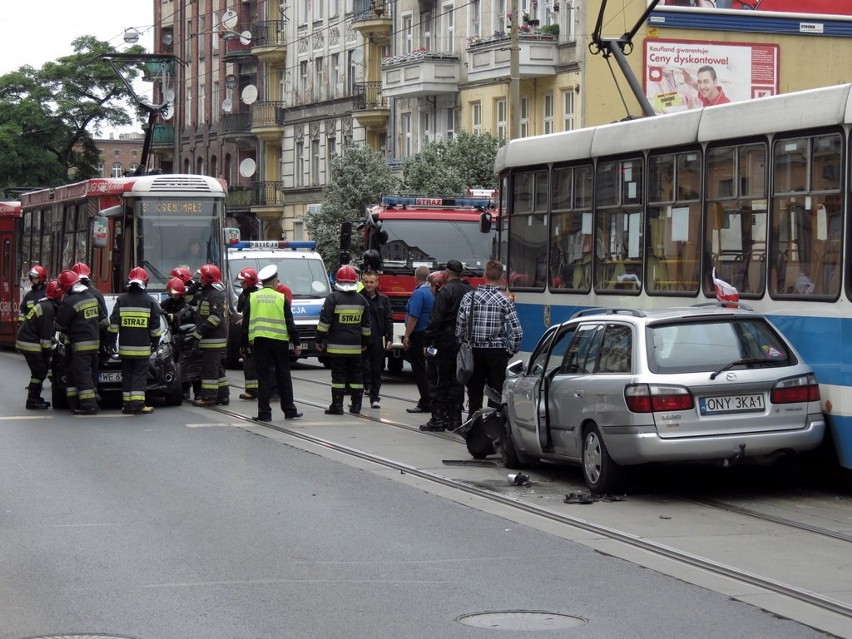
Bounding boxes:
[212,383,852,623]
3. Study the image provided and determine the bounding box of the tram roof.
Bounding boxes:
[20,174,227,206]
[496,83,852,171]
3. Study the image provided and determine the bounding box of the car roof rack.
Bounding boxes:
[691,301,755,312]
[570,307,647,320]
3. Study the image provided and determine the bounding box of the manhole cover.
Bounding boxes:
[457,611,587,630]
[21,635,139,639]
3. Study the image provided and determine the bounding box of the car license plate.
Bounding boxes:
[99,371,122,383]
[699,393,764,415]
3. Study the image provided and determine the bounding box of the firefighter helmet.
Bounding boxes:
[71,262,91,279]
[166,277,186,296]
[335,265,359,292]
[170,265,193,284]
[28,265,48,282]
[128,267,149,289]
[237,267,259,288]
[199,263,221,285]
[45,279,64,301]
[276,283,293,304]
[58,270,80,290]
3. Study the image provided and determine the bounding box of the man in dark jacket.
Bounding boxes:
[17,279,62,409]
[107,267,163,415]
[191,264,230,407]
[359,270,393,409]
[315,265,370,415]
[423,259,471,431]
[54,270,105,415]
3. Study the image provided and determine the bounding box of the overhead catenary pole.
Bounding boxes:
[509,0,520,141]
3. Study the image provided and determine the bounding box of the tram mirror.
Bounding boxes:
[480,211,493,233]
[92,217,109,249]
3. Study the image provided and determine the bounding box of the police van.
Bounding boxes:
[225,239,330,367]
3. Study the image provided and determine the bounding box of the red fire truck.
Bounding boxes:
[350,193,501,372]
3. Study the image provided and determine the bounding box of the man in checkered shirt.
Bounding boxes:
[456,260,523,418]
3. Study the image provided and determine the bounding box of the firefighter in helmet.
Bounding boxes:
[19,265,48,322]
[190,263,230,407]
[16,279,63,409]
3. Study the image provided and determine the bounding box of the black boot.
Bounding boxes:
[420,404,446,432]
[26,386,49,410]
[447,403,463,432]
[325,389,345,415]
[349,391,363,415]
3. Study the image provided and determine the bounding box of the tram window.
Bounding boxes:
[704,143,768,298]
[509,170,548,290]
[770,134,841,299]
[551,166,593,292]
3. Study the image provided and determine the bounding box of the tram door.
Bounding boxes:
[0,223,20,347]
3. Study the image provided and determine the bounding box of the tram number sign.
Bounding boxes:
[699,394,764,415]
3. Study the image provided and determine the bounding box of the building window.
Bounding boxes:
[470,0,481,37]
[112,162,123,177]
[403,15,413,53]
[300,61,309,102]
[445,107,455,140]
[198,83,206,124]
[443,4,454,52]
[471,101,481,134]
[97,162,104,177]
[543,93,553,135]
[311,139,320,186]
[520,97,529,138]
[401,112,412,158]
[128,163,139,174]
[563,90,575,131]
[330,0,339,17]
[496,98,507,140]
[295,141,305,187]
[496,0,507,33]
[114,149,120,156]
[212,81,220,124]
[332,53,341,98]
[420,10,432,49]
[131,149,138,156]
[326,135,337,179]
[315,0,323,21]
[315,57,324,101]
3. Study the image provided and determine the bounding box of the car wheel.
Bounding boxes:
[386,357,404,373]
[500,416,531,469]
[582,423,622,494]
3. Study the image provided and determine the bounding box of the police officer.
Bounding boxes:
[242,264,303,422]
[236,267,262,400]
[19,265,48,322]
[54,270,104,415]
[107,267,162,415]
[191,263,230,407]
[16,279,63,409]
[315,265,370,415]
[424,260,471,432]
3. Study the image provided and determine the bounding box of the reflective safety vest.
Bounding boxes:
[247,287,290,343]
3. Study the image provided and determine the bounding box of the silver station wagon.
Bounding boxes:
[500,305,825,493]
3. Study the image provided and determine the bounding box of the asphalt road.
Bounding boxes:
[0,351,838,639]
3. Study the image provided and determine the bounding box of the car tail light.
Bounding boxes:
[625,384,695,413]
[771,373,821,404]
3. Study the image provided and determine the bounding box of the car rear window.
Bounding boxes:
[648,318,793,374]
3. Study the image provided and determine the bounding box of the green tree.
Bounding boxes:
[401,131,501,194]
[0,36,145,192]
[307,143,399,272]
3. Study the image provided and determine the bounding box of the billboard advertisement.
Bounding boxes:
[654,1,850,17]
[644,39,779,113]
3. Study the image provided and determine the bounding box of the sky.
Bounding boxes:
[1,1,155,134]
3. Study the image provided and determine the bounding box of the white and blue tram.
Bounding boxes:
[496,83,852,477]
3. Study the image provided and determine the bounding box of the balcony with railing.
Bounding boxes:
[466,30,558,82]
[352,0,391,37]
[223,33,255,60]
[150,124,175,148]
[352,81,389,131]
[252,180,285,209]
[381,49,461,98]
[252,20,286,65]
[221,113,253,138]
[250,101,286,142]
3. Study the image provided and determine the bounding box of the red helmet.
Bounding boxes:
[170,265,193,284]
[276,283,293,304]
[45,279,64,301]
[428,270,446,289]
[166,277,186,295]
[237,267,259,288]
[335,265,358,291]
[128,267,149,289]
[58,270,80,290]
[28,265,48,281]
[71,262,91,279]
[199,263,221,285]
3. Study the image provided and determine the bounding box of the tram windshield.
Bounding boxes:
[135,197,225,289]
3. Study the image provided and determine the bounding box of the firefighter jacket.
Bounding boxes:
[54,287,103,353]
[242,285,298,347]
[107,287,163,358]
[236,284,261,314]
[16,298,58,354]
[161,296,194,333]
[191,282,228,350]
[425,278,472,348]
[316,289,370,356]
[19,283,46,322]
[84,281,110,332]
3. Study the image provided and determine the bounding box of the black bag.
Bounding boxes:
[456,292,475,384]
